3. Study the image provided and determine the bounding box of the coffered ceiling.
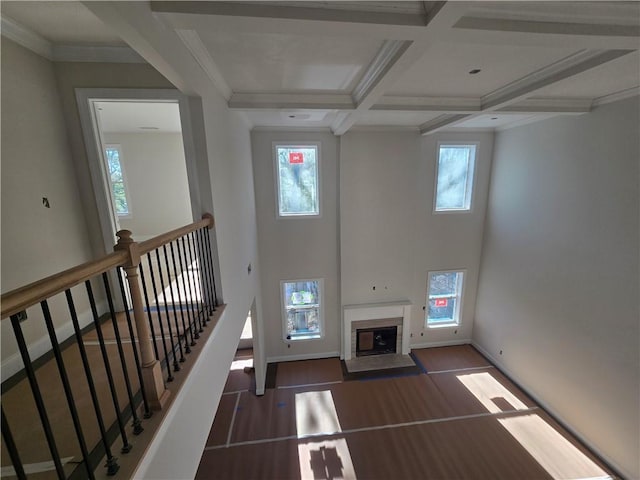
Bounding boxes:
[2,1,639,134]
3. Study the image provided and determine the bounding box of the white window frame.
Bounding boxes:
[104,144,132,219]
[273,142,321,219]
[425,270,465,328]
[433,142,478,214]
[281,278,324,341]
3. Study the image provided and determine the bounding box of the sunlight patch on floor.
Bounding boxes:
[229,358,253,371]
[457,371,528,413]
[297,438,357,480]
[295,390,342,438]
[498,414,611,480]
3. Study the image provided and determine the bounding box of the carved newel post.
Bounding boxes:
[115,230,170,410]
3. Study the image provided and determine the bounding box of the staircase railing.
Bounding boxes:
[0,214,218,479]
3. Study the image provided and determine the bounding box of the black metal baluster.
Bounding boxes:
[184,234,203,332]
[2,406,27,480]
[41,300,95,479]
[163,244,186,362]
[177,236,199,342]
[201,227,217,312]
[138,262,160,361]
[102,273,143,435]
[205,226,219,306]
[9,313,66,479]
[197,227,214,315]
[65,289,119,475]
[146,252,174,381]
[116,268,152,419]
[155,249,180,372]
[85,280,132,453]
[170,240,193,352]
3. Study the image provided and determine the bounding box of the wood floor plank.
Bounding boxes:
[412,344,491,372]
[275,358,343,387]
[205,394,239,447]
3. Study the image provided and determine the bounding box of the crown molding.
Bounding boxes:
[229,93,354,110]
[52,45,145,63]
[1,15,53,59]
[592,87,640,107]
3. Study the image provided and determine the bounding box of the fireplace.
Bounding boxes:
[343,301,411,360]
[356,326,397,357]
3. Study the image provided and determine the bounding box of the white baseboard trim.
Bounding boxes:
[410,339,471,349]
[1,305,101,382]
[471,341,626,479]
[267,351,340,364]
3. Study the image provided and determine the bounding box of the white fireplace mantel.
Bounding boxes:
[342,300,412,360]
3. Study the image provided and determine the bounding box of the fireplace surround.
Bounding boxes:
[342,301,411,360]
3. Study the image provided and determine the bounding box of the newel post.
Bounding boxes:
[115,230,170,410]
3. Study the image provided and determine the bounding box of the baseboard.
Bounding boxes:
[1,305,100,382]
[410,339,471,349]
[267,351,340,364]
[471,341,626,479]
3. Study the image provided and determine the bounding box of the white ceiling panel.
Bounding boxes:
[196,31,383,93]
[355,111,442,127]
[96,102,182,133]
[387,42,579,97]
[533,51,640,99]
[454,113,552,129]
[1,1,124,45]
[244,110,338,128]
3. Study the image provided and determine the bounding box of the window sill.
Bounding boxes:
[426,323,459,329]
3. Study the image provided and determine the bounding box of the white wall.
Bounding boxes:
[0,39,94,371]
[474,97,639,478]
[251,131,340,361]
[340,131,494,348]
[103,132,192,239]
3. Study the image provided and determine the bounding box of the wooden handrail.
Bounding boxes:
[0,214,215,320]
[138,214,213,255]
[1,251,128,320]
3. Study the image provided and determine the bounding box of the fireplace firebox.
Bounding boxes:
[356,326,397,357]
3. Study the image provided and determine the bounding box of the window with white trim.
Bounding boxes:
[275,144,320,217]
[434,144,476,212]
[282,279,323,340]
[105,145,130,217]
[426,271,464,327]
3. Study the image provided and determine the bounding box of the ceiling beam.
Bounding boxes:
[151,1,431,27]
[1,15,53,59]
[420,48,634,135]
[331,2,470,135]
[229,93,354,110]
[151,4,429,41]
[449,17,640,50]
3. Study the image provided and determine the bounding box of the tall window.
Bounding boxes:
[282,279,323,340]
[275,144,319,217]
[105,145,130,217]
[434,144,476,212]
[426,271,464,327]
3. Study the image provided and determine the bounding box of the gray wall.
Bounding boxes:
[1,40,94,370]
[251,131,340,361]
[474,97,639,478]
[103,132,192,239]
[341,131,494,347]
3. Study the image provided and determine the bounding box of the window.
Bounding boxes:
[434,144,476,212]
[426,271,464,327]
[105,145,130,217]
[282,279,323,340]
[275,144,319,217]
